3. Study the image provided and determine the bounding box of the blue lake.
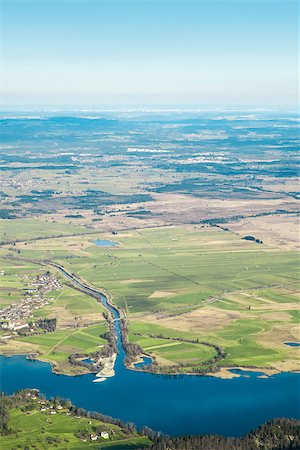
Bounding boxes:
[1,269,299,438]
[93,239,119,247]
[1,355,299,437]
[284,342,300,347]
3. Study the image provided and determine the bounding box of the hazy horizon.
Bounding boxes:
[1,0,299,108]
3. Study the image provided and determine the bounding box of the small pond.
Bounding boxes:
[284,342,300,347]
[93,239,119,247]
[81,358,94,364]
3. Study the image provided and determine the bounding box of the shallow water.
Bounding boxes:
[93,239,119,247]
[81,358,94,364]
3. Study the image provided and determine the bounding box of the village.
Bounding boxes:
[21,390,111,443]
[0,174,51,192]
[0,272,61,337]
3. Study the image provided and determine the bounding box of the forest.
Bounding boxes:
[144,418,300,450]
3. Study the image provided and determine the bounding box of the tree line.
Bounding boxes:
[1,391,299,450]
[141,418,300,450]
[128,330,227,375]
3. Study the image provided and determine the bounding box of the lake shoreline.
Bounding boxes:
[1,258,298,381]
[1,353,299,438]
[0,351,298,381]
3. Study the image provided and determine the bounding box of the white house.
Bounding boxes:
[101,431,109,439]
[90,434,98,441]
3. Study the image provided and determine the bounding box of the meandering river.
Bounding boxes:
[0,265,299,437]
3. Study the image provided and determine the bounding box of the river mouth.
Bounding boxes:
[93,239,119,247]
[1,354,299,438]
[2,264,299,437]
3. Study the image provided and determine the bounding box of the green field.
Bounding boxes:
[31,284,106,328]
[0,258,105,324]
[128,321,217,368]
[8,225,298,311]
[0,258,42,305]
[0,218,89,243]
[1,224,299,373]
[0,256,108,374]
[2,323,109,375]
[0,393,151,449]
[130,334,216,366]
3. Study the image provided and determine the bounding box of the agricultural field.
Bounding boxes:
[128,324,218,368]
[1,113,299,231]
[0,218,90,243]
[0,258,43,308]
[0,256,108,374]
[1,323,109,375]
[1,223,299,373]
[0,258,105,325]
[30,284,106,329]
[0,113,299,377]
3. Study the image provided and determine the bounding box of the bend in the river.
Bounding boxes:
[1,260,300,437]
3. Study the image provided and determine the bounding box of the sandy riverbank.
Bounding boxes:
[93,353,117,382]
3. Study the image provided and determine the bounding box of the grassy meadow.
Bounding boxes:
[31,284,106,328]
[1,223,299,373]
[2,323,109,374]
[0,399,151,449]
[0,258,44,308]
[0,257,108,374]
[0,218,89,243]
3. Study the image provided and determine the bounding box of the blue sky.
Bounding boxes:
[1,0,298,106]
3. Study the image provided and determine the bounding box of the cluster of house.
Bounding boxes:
[39,403,64,414]
[39,403,110,441]
[24,391,110,442]
[71,153,130,164]
[0,176,48,191]
[0,273,61,336]
[90,432,109,441]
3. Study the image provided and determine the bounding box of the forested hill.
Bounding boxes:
[144,418,300,450]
